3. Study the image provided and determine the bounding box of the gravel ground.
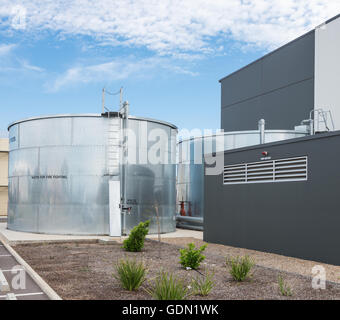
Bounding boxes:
[13,239,340,300]
[161,237,340,284]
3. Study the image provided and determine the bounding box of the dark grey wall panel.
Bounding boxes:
[221,97,261,131]
[261,32,315,92]
[220,31,315,131]
[222,78,314,130]
[204,132,340,266]
[221,62,262,108]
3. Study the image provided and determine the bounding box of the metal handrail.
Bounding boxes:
[310,108,335,133]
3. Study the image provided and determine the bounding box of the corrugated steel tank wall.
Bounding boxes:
[177,130,307,219]
[7,114,177,235]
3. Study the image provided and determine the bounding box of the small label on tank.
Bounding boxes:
[127,199,138,205]
[31,175,67,179]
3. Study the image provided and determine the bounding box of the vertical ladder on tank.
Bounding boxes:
[107,116,121,176]
[106,101,130,236]
[107,114,122,237]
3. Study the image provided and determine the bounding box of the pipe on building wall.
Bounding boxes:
[176,215,203,231]
[176,215,203,225]
[177,223,203,231]
[258,119,265,144]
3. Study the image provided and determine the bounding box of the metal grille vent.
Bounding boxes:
[223,156,307,185]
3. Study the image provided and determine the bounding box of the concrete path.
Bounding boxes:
[0,242,49,300]
[147,228,203,240]
[0,223,203,245]
[0,223,106,244]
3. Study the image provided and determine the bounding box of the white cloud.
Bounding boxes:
[0,43,44,74]
[0,44,16,56]
[48,56,197,91]
[0,0,339,55]
[17,59,44,72]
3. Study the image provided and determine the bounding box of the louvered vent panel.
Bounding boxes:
[223,156,307,185]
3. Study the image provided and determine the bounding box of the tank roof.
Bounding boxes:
[177,129,306,144]
[8,113,177,130]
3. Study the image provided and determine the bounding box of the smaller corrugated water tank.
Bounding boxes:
[176,123,308,230]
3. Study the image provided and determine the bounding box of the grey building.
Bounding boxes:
[220,14,340,132]
[204,131,340,266]
[203,14,340,266]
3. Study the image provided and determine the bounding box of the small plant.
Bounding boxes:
[79,266,90,272]
[278,274,293,296]
[146,271,190,300]
[226,255,255,281]
[114,258,147,291]
[191,270,215,296]
[179,243,207,270]
[123,220,150,252]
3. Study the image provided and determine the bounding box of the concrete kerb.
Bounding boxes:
[4,238,100,246]
[0,239,62,300]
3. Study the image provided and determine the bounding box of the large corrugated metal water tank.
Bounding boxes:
[7,114,177,235]
[177,130,308,222]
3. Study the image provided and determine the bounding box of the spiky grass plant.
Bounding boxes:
[226,255,255,282]
[191,270,215,296]
[146,271,190,300]
[114,258,147,291]
[278,274,293,296]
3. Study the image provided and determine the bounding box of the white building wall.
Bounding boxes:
[315,16,340,130]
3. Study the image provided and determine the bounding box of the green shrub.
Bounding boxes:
[226,255,255,281]
[191,270,215,296]
[179,243,207,270]
[146,271,190,300]
[123,220,150,252]
[278,274,293,296]
[114,258,147,291]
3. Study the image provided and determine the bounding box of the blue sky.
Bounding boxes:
[0,1,339,136]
